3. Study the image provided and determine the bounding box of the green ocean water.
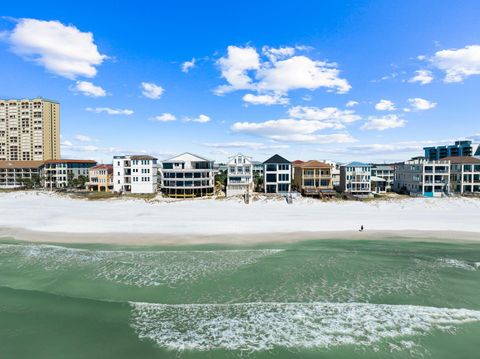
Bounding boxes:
[1,237,480,359]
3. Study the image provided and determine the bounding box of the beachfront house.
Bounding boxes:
[43,159,97,189]
[87,164,113,192]
[226,154,254,197]
[161,152,215,198]
[323,160,340,188]
[0,160,44,188]
[339,162,372,197]
[113,155,158,194]
[263,154,291,194]
[393,158,450,197]
[445,156,480,194]
[293,160,335,197]
[371,164,395,193]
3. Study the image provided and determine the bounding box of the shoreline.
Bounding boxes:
[1,227,479,246]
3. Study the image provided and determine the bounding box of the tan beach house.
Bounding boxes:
[87,164,113,192]
[293,160,335,197]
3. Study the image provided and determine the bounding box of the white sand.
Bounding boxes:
[0,191,479,244]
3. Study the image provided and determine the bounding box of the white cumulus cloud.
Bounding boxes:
[242,93,289,106]
[186,114,211,123]
[257,55,351,94]
[361,114,406,131]
[7,18,106,79]
[214,45,350,103]
[86,107,134,115]
[408,70,434,85]
[408,97,437,111]
[262,46,296,62]
[430,44,480,83]
[375,99,396,111]
[152,113,176,122]
[72,81,106,97]
[346,100,358,107]
[215,46,260,95]
[141,82,164,99]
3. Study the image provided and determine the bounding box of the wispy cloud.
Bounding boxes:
[181,58,196,73]
[71,81,106,97]
[86,107,134,115]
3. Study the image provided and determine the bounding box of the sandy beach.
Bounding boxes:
[1,191,479,244]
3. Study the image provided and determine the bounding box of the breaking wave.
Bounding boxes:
[0,244,283,287]
[437,258,478,271]
[129,301,480,352]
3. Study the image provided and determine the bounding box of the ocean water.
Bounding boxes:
[1,238,480,358]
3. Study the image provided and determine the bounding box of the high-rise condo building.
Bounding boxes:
[0,98,60,161]
[423,140,473,161]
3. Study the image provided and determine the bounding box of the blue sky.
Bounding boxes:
[1,1,480,163]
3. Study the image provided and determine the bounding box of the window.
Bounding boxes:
[266,174,276,182]
[278,183,289,192]
[278,164,289,171]
[278,174,289,182]
[266,164,276,171]
[266,184,276,193]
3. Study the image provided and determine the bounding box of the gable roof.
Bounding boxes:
[163,152,212,163]
[263,154,290,164]
[296,160,332,169]
[442,156,480,164]
[476,145,480,156]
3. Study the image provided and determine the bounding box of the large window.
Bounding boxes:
[303,179,314,186]
[266,174,277,182]
[266,164,276,171]
[278,183,289,192]
[278,173,289,182]
[266,184,276,193]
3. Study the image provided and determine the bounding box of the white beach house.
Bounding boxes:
[263,154,291,194]
[161,152,215,198]
[226,154,254,197]
[371,164,395,193]
[113,155,158,194]
[393,157,450,197]
[339,162,372,197]
[445,156,480,194]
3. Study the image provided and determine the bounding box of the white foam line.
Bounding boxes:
[129,301,480,352]
[0,244,284,287]
[437,258,478,271]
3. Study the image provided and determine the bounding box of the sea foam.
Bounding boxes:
[129,301,480,352]
[0,244,283,287]
[437,258,478,271]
